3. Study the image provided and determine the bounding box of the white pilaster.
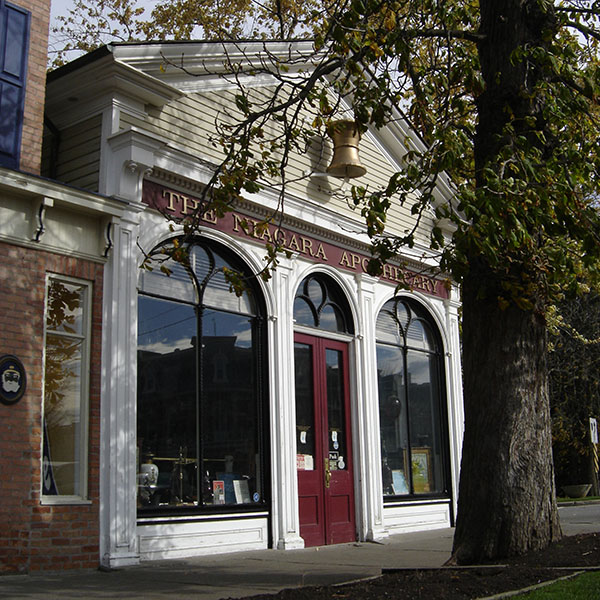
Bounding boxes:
[269,257,304,550]
[444,284,464,522]
[354,273,388,541]
[99,209,144,569]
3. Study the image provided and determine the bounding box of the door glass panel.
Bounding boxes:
[326,349,346,471]
[294,343,315,470]
[377,344,409,495]
[137,296,198,507]
[407,350,442,493]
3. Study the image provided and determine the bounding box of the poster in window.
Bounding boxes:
[392,470,409,494]
[411,448,432,493]
[213,480,225,504]
[297,454,314,470]
[233,479,251,503]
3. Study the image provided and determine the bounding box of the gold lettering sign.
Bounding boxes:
[162,189,217,223]
[143,181,445,298]
[231,213,329,261]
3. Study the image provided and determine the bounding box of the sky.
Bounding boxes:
[48,0,159,64]
[50,0,156,23]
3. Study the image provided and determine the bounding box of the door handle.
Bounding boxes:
[324,458,331,488]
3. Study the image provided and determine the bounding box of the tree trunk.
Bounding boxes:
[451,264,561,564]
[450,0,562,564]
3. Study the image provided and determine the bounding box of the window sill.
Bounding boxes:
[41,496,92,506]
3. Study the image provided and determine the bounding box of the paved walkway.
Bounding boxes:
[1,528,454,600]
[1,504,597,600]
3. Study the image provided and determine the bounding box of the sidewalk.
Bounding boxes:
[1,505,597,600]
[0,528,454,600]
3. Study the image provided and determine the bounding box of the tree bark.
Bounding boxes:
[451,264,561,564]
[451,0,562,563]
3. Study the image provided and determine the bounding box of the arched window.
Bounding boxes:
[376,297,449,498]
[136,238,267,513]
[293,273,353,334]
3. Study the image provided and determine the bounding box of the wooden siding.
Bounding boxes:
[120,86,435,246]
[43,115,102,192]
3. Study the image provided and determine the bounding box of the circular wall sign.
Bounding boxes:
[0,355,26,405]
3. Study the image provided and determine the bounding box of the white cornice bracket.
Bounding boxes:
[31,196,54,242]
[105,128,166,201]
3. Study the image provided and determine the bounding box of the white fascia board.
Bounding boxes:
[0,168,131,218]
[109,40,321,93]
[110,40,317,76]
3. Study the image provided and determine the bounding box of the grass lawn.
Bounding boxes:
[518,571,600,598]
[557,495,600,502]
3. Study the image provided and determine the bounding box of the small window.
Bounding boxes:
[42,276,92,501]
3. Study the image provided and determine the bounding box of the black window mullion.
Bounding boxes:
[197,305,204,506]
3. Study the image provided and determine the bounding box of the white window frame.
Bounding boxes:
[41,274,92,505]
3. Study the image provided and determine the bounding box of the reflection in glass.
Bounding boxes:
[139,256,196,304]
[136,238,266,512]
[202,311,259,505]
[293,298,316,327]
[293,274,353,334]
[376,298,446,498]
[375,310,399,345]
[407,351,443,493]
[43,279,88,497]
[46,280,85,334]
[377,345,408,495]
[307,279,324,305]
[319,305,343,332]
[137,296,197,507]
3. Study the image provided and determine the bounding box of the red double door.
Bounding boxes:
[294,333,356,547]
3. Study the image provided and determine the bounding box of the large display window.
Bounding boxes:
[376,297,450,499]
[136,238,267,513]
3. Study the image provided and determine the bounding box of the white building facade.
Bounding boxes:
[43,41,464,568]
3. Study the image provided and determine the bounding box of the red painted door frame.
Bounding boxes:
[295,332,356,547]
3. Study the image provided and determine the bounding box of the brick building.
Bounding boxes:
[0,0,128,573]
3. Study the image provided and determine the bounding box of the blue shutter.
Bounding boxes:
[0,1,30,169]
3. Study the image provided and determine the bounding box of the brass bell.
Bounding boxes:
[326,120,367,179]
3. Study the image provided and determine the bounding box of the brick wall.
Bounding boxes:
[15,0,51,175]
[0,242,103,573]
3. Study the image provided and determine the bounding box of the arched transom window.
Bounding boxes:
[293,273,354,334]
